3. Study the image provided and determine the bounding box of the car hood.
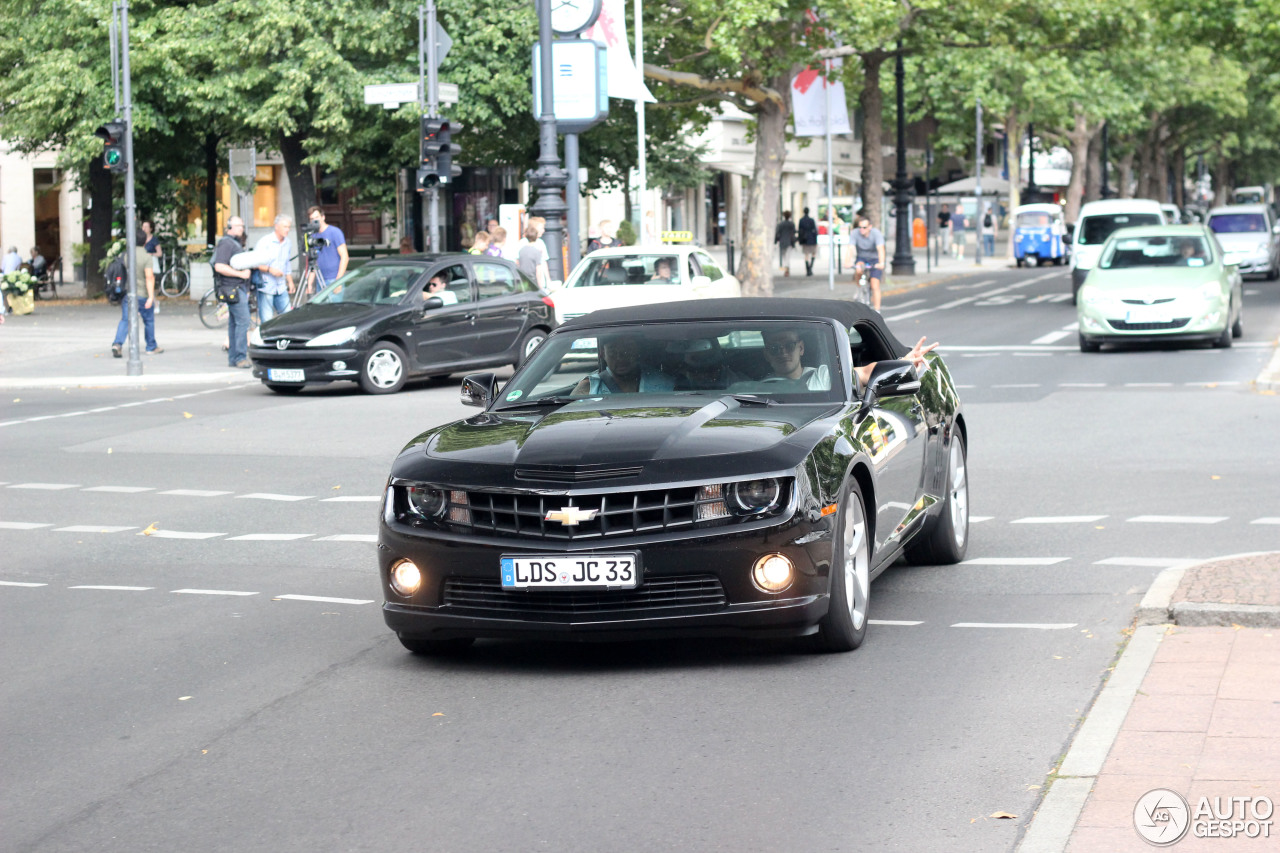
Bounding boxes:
[400,396,840,486]
[1086,265,1220,294]
[1212,232,1271,251]
[259,302,385,340]
[555,284,693,315]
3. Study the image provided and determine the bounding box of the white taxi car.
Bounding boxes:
[549,246,742,325]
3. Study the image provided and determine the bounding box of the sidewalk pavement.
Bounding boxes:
[1019,553,1280,852]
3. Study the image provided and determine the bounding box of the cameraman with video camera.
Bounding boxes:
[303,206,348,295]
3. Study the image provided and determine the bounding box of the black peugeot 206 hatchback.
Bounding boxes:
[248,254,555,395]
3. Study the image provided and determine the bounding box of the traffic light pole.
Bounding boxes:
[528,0,568,283]
[424,1,440,253]
[116,0,142,376]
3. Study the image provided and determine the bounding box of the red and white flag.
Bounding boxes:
[584,0,656,103]
[791,66,851,137]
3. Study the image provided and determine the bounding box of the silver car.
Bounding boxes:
[1206,204,1280,280]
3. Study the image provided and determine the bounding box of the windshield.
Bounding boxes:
[1100,235,1213,269]
[496,320,845,407]
[1016,212,1054,228]
[1208,213,1268,234]
[570,254,683,287]
[1078,213,1162,245]
[310,263,424,305]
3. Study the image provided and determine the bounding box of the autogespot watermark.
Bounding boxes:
[1134,788,1275,846]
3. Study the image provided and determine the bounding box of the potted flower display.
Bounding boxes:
[2,270,38,315]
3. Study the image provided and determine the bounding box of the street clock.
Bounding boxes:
[551,0,601,36]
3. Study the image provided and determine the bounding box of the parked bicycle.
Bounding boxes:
[158,242,192,298]
[199,286,258,330]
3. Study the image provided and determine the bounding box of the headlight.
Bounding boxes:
[305,326,357,347]
[1198,281,1223,300]
[1080,288,1104,307]
[249,328,264,347]
[405,485,447,519]
[728,479,781,515]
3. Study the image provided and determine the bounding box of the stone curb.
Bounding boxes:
[1016,625,1166,853]
[1254,341,1280,391]
[0,373,257,390]
[1134,551,1280,628]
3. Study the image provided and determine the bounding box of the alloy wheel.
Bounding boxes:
[843,495,870,631]
[949,440,969,550]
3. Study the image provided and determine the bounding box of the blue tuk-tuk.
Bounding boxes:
[1013,203,1068,266]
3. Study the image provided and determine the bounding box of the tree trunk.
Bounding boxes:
[1063,111,1093,225]
[1151,124,1169,204]
[1212,153,1232,206]
[736,75,790,297]
[204,134,219,249]
[1117,149,1135,199]
[86,159,112,296]
[859,52,886,227]
[280,132,318,258]
[1171,148,1186,207]
[1003,109,1023,258]
[1084,128,1103,203]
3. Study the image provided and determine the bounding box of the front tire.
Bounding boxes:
[904,433,970,565]
[398,634,475,655]
[1232,312,1243,339]
[1079,333,1101,353]
[813,481,871,652]
[360,341,409,394]
[1212,322,1233,349]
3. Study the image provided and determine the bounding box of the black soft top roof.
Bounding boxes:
[559,297,910,357]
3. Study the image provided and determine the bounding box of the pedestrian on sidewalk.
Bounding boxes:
[469,231,491,256]
[797,208,818,276]
[141,220,162,276]
[517,224,549,290]
[586,219,617,254]
[937,203,953,257]
[110,235,162,358]
[951,209,967,259]
[213,216,253,368]
[2,246,21,275]
[981,204,997,256]
[253,214,295,323]
[775,211,796,277]
[488,226,510,259]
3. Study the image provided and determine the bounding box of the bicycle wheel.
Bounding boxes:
[160,267,189,298]
[854,277,872,306]
[199,289,229,329]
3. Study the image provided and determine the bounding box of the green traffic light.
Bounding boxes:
[104,148,123,166]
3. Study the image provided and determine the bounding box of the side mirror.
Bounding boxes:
[690,274,712,290]
[1272,222,1280,235]
[864,360,920,402]
[1063,232,1073,245]
[423,295,444,311]
[460,373,499,408]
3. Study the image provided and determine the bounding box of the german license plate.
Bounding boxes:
[267,368,305,382]
[500,553,640,589]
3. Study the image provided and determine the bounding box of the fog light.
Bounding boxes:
[389,559,422,596]
[332,360,347,370]
[752,553,794,593]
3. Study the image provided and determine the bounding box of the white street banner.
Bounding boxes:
[584,0,656,103]
[791,67,851,137]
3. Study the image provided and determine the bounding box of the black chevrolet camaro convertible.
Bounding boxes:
[377,298,968,653]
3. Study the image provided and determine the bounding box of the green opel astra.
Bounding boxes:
[1076,224,1244,352]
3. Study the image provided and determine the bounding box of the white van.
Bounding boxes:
[1070,199,1168,301]
[1231,186,1273,206]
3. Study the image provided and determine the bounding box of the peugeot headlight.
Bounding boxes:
[405,485,447,519]
[305,326,357,347]
[249,327,264,347]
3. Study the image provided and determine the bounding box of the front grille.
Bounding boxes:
[461,486,709,540]
[442,574,726,618]
[1107,318,1190,331]
[1121,298,1175,305]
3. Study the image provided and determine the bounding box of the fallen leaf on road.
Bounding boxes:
[1232,623,1243,631]
[990,812,1017,819]
[141,523,159,536]
[332,485,341,490]
[182,412,193,419]
[432,712,445,717]
[1027,785,1041,791]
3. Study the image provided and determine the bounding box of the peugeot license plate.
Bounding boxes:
[267,368,305,382]
[500,554,640,590]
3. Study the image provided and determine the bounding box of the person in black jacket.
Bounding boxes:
[797,207,819,276]
[774,211,796,276]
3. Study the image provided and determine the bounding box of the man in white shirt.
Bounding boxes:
[1,246,21,274]
[254,214,295,322]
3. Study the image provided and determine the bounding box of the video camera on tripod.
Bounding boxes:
[302,220,330,256]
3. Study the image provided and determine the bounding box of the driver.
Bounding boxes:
[1178,239,1206,264]
[572,334,675,395]
[674,338,748,390]
[650,258,676,282]
[424,272,458,305]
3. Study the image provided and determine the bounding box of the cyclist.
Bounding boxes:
[851,217,886,311]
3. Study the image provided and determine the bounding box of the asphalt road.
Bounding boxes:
[3,267,1278,852]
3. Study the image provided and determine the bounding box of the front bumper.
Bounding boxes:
[378,514,836,642]
[1226,254,1273,275]
[1077,298,1228,344]
[249,344,361,385]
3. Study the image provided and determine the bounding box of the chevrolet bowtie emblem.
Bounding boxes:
[545,506,599,526]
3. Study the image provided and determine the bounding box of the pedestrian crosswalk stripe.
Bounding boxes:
[869,620,924,626]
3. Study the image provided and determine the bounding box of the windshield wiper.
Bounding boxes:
[729,394,776,407]
[500,395,579,408]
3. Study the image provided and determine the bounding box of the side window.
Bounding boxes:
[422,263,472,304]
[474,261,519,300]
[697,253,724,281]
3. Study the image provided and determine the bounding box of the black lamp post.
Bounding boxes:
[526,0,568,282]
[890,42,915,276]
[1100,121,1112,198]
[1025,123,1039,203]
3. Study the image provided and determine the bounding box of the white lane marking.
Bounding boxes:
[0,521,54,530]
[1012,516,1107,524]
[885,298,926,309]
[171,589,259,596]
[53,525,137,533]
[1184,381,1241,386]
[885,279,998,320]
[940,345,1076,352]
[226,533,314,541]
[1237,342,1271,348]
[1,580,47,587]
[0,386,245,428]
[969,516,994,523]
[274,594,374,605]
[82,486,155,493]
[320,496,382,503]
[955,384,977,389]
[1031,330,1073,345]
[1094,557,1197,567]
[1027,293,1073,304]
[993,383,1041,388]
[951,622,1077,630]
[868,619,924,626]
[1012,352,1053,357]
[1059,382,1107,388]
[70,585,153,591]
[961,557,1070,565]
[1127,515,1226,524]
[1250,518,1280,525]
[9,483,81,490]
[158,489,233,497]
[147,530,226,540]
[314,534,379,543]
[237,493,313,502]
[1124,382,1173,388]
